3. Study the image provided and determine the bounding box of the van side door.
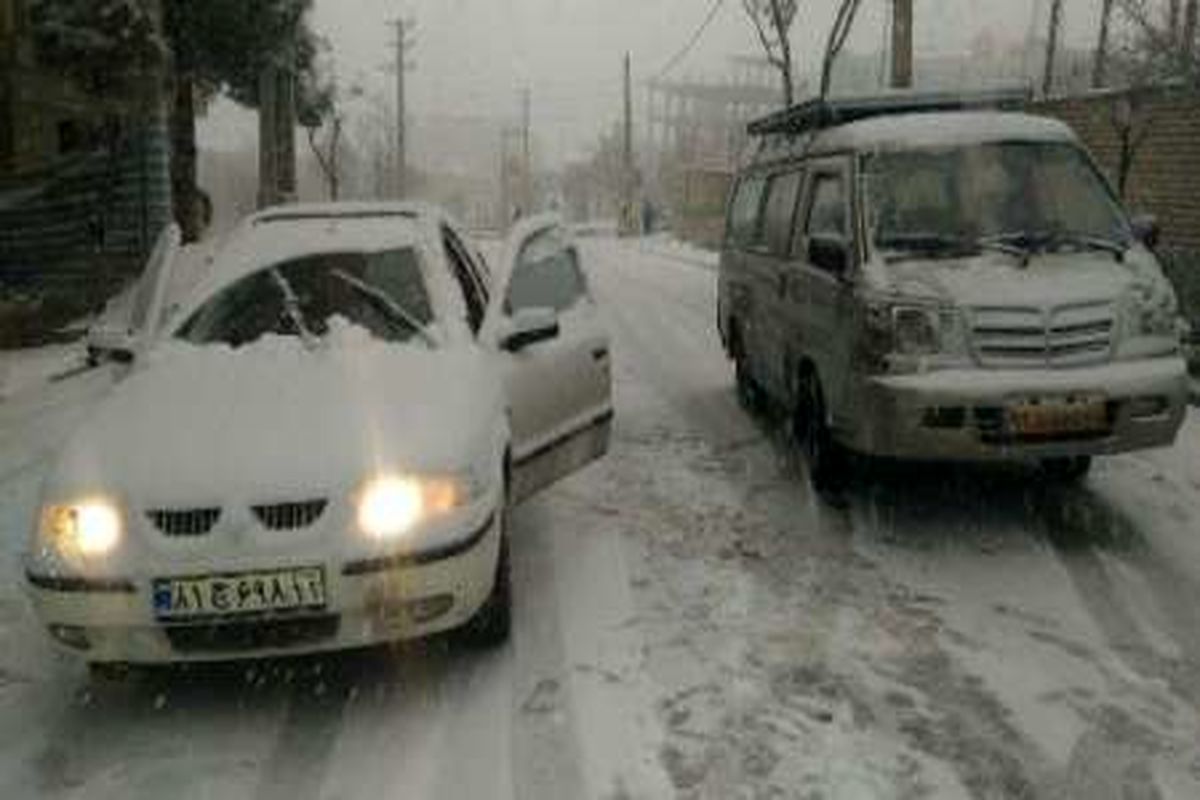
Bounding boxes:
[722,174,771,390]
[793,158,858,417]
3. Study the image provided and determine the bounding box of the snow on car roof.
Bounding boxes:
[755,112,1078,165]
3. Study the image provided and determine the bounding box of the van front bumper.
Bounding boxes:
[843,357,1188,461]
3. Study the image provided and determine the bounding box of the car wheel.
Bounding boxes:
[1040,456,1093,484]
[795,371,852,495]
[459,505,512,649]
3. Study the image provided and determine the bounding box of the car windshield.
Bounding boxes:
[864,142,1133,259]
[179,248,433,348]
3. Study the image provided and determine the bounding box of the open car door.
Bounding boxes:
[492,218,613,502]
[87,223,181,365]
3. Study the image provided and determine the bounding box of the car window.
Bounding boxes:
[179,249,432,348]
[442,226,487,333]
[506,230,588,314]
[762,170,803,256]
[727,175,767,249]
[805,174,848,238]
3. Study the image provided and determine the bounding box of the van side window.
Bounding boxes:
[806,174,848,238]
[762,171,803,256]
[728,176,767,248]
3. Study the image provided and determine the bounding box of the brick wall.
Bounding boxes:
[1032,89,1200,253]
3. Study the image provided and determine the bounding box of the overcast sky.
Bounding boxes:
[201,0,1112,162]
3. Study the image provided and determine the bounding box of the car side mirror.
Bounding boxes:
[808,235,850,275]
[1131,214,1160,250]
[86,327,139,366]
[501,307,560,353]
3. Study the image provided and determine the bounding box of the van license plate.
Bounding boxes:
[153,567,327,621]
[1009,399,1108,438]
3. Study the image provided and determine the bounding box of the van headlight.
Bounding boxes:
[356,471,486,540]
[1127,283,1179,338]
[40,499,123,557]
[869,302,964,357]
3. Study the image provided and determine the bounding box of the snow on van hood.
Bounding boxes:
[868,248,1166,309]
[46,323,504,506]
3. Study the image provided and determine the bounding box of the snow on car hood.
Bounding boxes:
[868,248,1165,309]
[46,324,503,506]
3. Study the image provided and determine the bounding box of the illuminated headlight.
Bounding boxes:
[356,471,485,540]
[40,499,123,557]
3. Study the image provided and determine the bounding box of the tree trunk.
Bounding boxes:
[1185,0,1198,61]
[1093,0,1115,89]
[170,74,200,243]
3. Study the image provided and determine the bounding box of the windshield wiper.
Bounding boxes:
[877,232,1027,263]
[981,230,1128,263]
[330,269,439,348]
[268,269,319,350]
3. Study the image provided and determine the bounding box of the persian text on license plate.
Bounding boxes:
[153,567,326,621]
[1009,398,1109,437]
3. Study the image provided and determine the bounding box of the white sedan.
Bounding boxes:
[23,203,613,668]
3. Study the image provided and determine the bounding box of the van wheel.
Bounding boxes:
[460,506,512,649]
[1040,456,1093,484]
[732,332,763,413]
[795,371,851,494]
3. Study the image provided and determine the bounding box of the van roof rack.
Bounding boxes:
[746,87,1032,137]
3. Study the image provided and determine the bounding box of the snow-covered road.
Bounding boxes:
[2,237,1200,799]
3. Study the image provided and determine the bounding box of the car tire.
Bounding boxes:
[459,506,512,649]
[795,371,852,495]
[1040,456,1093,484]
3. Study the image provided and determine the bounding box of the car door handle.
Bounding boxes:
[592,346,610,363]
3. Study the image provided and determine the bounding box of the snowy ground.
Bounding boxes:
[2,238,1200,799]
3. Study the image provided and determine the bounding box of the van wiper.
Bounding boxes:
[981,230,1128,263]
[877,232,1025,262]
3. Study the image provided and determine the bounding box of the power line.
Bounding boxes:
[655,0,729,81]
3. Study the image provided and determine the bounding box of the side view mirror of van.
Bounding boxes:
[809,235,850,275]
[1131,214,1160,250]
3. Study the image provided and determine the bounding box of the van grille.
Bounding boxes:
[970,302,1114,368]
[147,508,222,537]
[252,500,328,531]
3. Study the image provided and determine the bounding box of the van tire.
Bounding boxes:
[795,371,851,494]
[731,327,764,414]
[1040,456,1093,484]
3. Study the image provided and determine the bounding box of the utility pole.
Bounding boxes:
[1186,0,1198,61]
[521,87,532,212]
[391,18,416,198]
[891,0,913,89]
[1043,0,1063,97]
[621,52,636,236]
[1093,0,1115,89]
[1170,0,1182,46]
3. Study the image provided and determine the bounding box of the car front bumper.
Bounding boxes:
[841,356,1189,461]
[24,508,502,665]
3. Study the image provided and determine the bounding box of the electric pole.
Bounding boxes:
[1043,0,1063,97]
[621,52,636,236]
[1186,0,1198,61]
[521,88,532,212]
[1093,0,1115,89]
[391,18,416,198]
[891,0,913,89]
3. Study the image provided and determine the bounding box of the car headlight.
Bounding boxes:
[39,499,123,557]
[356,471,485,540]
[869,303,963,358]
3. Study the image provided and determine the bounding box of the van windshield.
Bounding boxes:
[863,142,1132,260]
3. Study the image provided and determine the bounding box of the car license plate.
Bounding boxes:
[153,567,327,621]
[1009,398,1108,438]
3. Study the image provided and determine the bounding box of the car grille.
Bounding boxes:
[163,615,340,654]
[147,508,222,537]
[970,302,1115,368]
[252,499,328,531]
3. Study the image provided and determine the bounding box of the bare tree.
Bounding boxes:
[1114,0,1200,86]
[741,0,800,107]
[820,0,864,99]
